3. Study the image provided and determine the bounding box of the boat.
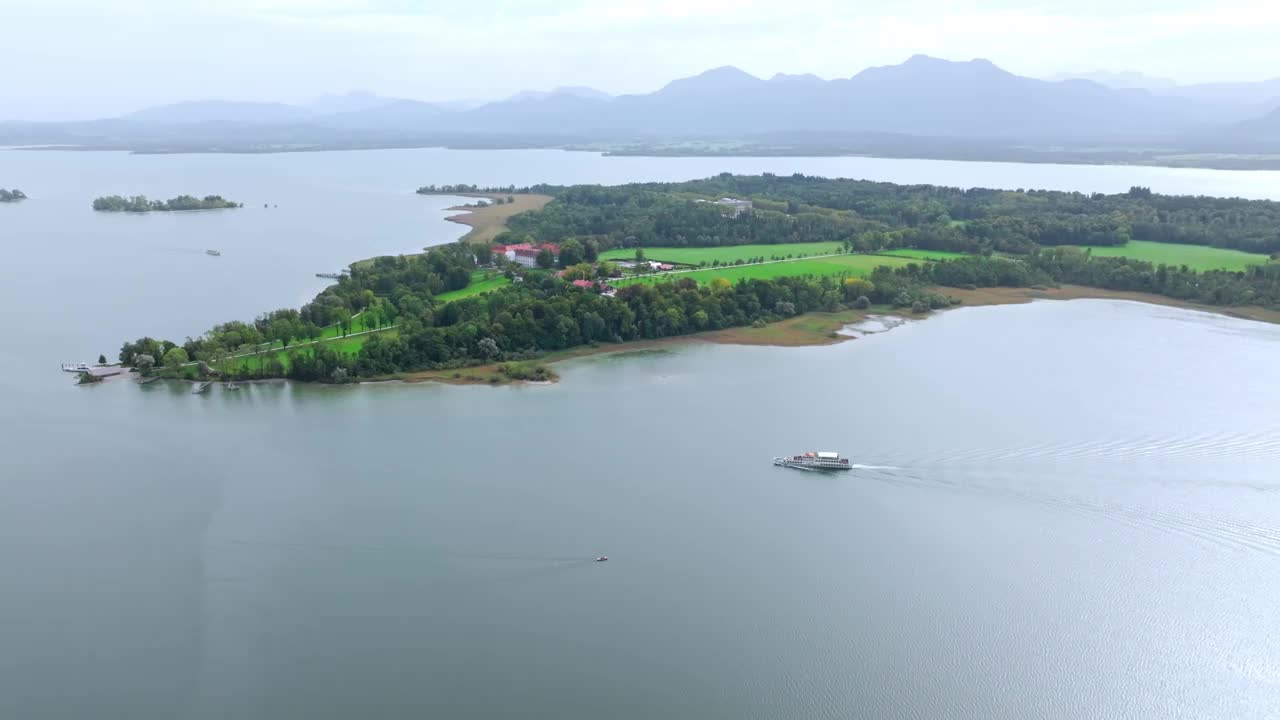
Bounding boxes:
[595,556,608,562]
[206,249,221,256]
[315,271,348,280]
[773,451,852,471]
[61,362,91,372]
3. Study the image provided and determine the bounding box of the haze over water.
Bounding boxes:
[2,149,1279,718]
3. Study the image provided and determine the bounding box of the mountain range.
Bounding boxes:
[5,56,1280,165]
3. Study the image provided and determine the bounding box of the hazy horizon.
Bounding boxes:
[4,0,1280,121]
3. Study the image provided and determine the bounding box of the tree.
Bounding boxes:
[162,347,189,367]
[134,354,155,377]
[635,248,647,263]
[559,263,593,280]
[535,248,555,269]
[558,239,584,268]
[334,308,352,337]
[478,337,500,359]
[474,244,493,266]
[97,354,107,365]
[842,277,875,300]
[854,295,871,309]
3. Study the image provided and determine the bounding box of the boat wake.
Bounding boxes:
[861,468,1280,557]
[910,430,1280,465]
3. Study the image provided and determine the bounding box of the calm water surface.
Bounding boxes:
[1,150,1279,718]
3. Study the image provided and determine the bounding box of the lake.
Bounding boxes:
[2,149,1279,719]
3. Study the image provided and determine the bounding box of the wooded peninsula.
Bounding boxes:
[92,194,241,212]
[116,175,1280,384]
[0,188,26,201]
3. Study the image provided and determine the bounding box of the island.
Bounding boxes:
[113,175,1280,385]
[92,194,241,212]
[0,188,26,202]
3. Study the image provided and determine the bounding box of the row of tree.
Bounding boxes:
[896,250,1280,308]
[118,242,480,370]
[498,175,1280,256]
[416,184,532,194]
[92,194,241,212]
[0,188,26,201]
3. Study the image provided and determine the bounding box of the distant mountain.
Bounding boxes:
[1157,79,1280,119]
[122,101,315,125]
[505,86,612,103]
[316,99,449,131]
[816,55,1200,137]
[12,55,1280,164]
[1050,70,1177,90]
[506,55,1209,139]
[1227,106,1280,144]
[307,91,401,115]
[769,73,825,86]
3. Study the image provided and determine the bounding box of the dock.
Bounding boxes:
[62,363,126,379]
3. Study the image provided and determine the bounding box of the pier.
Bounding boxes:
[61,363,126,379]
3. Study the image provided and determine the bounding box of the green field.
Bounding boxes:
[435,271,511,303]
[876,249,970,261]
[222,329,398,374]
[599,242,846,266]
[1080,240,1271,272]
[613,254,915,287]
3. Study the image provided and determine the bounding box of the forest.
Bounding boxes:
[500,175,1280,256]
[91,194,241,212]
[0,188,26,201]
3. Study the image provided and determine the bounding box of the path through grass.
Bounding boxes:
[612,253,915,287]
[600,242,846,266]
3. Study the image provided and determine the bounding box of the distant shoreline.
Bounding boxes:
[13,142,1280,172]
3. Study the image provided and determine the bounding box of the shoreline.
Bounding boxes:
[19,143,1280,172]
[432,285,1280,385]
[938,285,1280,325]
[100,287,1278,391]
[431,192,553,245]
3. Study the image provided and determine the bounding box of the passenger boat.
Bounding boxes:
[206,249,221,256]
[773,451,852,471]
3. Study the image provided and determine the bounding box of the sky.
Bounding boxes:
[2,0,1280,120]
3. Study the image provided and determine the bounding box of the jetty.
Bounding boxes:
[62,363,126,379]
